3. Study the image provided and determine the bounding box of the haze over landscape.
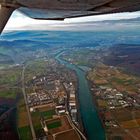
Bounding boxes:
[0,10,140,140]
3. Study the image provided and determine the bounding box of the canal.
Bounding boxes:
[55,52,105,140]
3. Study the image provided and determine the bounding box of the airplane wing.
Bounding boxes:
[0,0,140,34]
[0,6,15,34]
[18,0,140,19]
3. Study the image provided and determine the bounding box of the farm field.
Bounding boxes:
[55,129,80,140]
[17,98,32,140]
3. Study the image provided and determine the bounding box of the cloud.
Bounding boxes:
[65,11,140,23]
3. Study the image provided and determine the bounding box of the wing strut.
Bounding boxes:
[0,5,15,34]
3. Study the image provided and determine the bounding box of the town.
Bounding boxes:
[88,64,140,140]
[24,58,84,140]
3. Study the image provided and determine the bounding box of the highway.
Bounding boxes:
[21,66,36,140]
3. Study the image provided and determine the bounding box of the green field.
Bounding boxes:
[0,91,16,98]
[25,60,47,82]
[0,67,22,86]
[31,111,41,129]
[47,121,61,129]
[18,126,32,140]
[31,111,44,138]
[41,109,56,119]
[0,88,20,98]
[61,49,97,67]
[110,77,134,85]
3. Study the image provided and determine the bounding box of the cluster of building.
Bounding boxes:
[93,86,138,110]
[24,59,84,140]
[27,91,52,107]
[27,74,66,106]
[90,84,140,131]
[63,82,78,124]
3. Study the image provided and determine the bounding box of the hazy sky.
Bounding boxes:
[5,10,140,31]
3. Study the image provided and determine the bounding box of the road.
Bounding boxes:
[21,66,36,140]
[66,114,87,140]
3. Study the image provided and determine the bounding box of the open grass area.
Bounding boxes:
[47,120,61,129]
[88,64,140,93]
[18,126,32,140]
[37,103,55,112]
[0,89,18,99]
[41,109,56,119]
[61,49,97,67]
[0,67,22,86]
[29,108,57,138]
[46,116,72,135]
[25,60,47,82]
[31,111,41,128]
[46,116,80,140]
[31,111,44,138]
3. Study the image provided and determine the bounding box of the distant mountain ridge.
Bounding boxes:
[78,16,140,25]
[103,44,140,75]
[0,39,48,48]
[0,31,140,64]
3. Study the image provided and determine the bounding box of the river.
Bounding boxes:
[55,52,105,140]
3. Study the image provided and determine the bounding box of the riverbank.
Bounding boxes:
[87,80,106,129]
[75,77,87,135]
[55,52,105,140]
[56,57,85,135]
